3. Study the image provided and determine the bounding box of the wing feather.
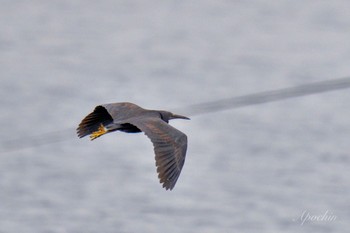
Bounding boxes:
[77,106,113,138]
[129,118,187,190]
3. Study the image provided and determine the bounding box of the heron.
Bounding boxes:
[76,102,190,190]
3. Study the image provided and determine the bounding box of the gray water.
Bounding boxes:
[1,1,350,232]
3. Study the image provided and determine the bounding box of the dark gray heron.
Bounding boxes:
[77,102,190,190]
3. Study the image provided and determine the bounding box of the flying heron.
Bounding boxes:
[76,102,190,190]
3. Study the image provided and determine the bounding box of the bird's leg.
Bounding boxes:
[90,124,107,140]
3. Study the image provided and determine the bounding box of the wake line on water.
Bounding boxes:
[175,76,350,116]
[2,76,350,153]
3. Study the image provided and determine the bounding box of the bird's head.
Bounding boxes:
[159,111,190,123]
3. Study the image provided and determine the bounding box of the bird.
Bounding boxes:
[76,102,190,190]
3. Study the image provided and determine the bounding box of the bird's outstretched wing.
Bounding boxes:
[128,118,187,190]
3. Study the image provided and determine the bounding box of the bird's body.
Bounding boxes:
[77,102,189,190]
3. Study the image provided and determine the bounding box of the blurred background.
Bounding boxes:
[1,1,350,232]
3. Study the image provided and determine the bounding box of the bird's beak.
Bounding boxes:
[171,114,190,120]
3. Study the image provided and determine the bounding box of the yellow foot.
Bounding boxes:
[90,124,107,140]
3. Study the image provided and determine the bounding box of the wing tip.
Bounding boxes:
[162,181,175,191]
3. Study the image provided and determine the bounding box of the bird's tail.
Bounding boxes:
[76,106,113,139]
